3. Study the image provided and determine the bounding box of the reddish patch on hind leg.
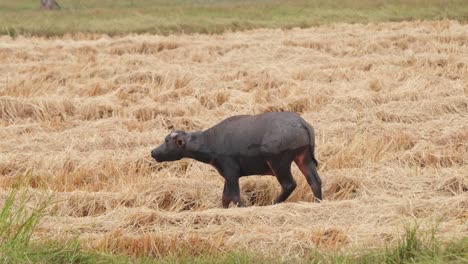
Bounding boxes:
[294,150,308,170]
[294,148,322,202]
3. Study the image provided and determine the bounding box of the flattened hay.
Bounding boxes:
[0,20,467,259]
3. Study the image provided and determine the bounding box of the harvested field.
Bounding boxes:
[0,20,467,260]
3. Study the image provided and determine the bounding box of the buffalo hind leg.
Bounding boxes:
[267,160,297,204]
[295,149,322,202]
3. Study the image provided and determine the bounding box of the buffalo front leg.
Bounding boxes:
[222,178,243,208]
[215,159,244,208]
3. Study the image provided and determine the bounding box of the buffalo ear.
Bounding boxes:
[176,138,185,148]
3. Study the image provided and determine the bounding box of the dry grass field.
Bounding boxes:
[0,20,467,261]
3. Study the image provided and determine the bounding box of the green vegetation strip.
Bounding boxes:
[0,181,466,263]
[0,0,467,36]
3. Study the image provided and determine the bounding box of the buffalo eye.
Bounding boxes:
[176,139,184,148]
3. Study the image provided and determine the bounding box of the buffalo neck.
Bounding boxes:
[184,131,214,164]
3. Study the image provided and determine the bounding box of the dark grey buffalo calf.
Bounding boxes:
[151,112,322,208]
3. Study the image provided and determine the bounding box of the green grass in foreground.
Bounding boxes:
[1,181,467,263]
[0,0,467,36]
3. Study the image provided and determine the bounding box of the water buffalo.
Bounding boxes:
[151,112,322,208]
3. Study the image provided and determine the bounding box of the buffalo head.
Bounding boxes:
[151,131,188,162]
